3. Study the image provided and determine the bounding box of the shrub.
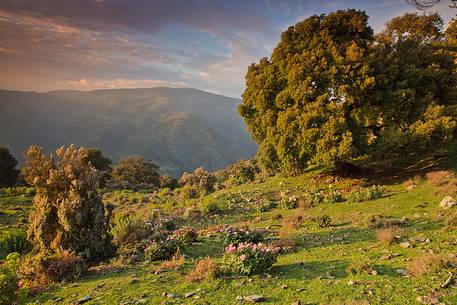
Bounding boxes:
[198,197,222,215]
[313,215,332,228]
[367,215,406,228]
[0,146,19,187]
[257,200,277,213]
[173,227,198,245]
[426,170,455,186]
[310,189,345,205]
[347,260,375,275]
[179,167,216,194]
[0,230,32,258]
[348,186,384,202]
[218,159,260,186]
[376,227,400,244]
[406,253,456,277]
[144,238,181,261]
[220,226,265,247]
[282,212,305,230]
[157,250,185,271]
[110,214,148,249]
[111,155,160,190]
[186,257,218,282]
[43,250,86,282]
[220,243,279,275]
[159,175,179,190]
[272,213,283,220]
[179,184,200,201]
[0,253,21,305]
[22,145,113,261]
[279,195,299,209]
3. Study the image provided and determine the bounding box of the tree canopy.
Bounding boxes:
[239,10,457,175]
[0,146,19,187]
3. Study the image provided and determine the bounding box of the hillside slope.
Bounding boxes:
[0,87,257,176]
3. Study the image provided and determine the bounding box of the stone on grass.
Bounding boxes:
[439,196,456,209]
[399,241,411,248]
[292,301,302,305]
[185,292,196,298]
[78,294,91,304]
[244,295,265,303]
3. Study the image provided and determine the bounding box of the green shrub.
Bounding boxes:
[144,238,181,261]
[279,196,299,209]
[0,230,32,258]
[173,227,198,245]
[0,253,21,305]
[110,214,148,248]
[179,167,216,194]
[313,215,332,228]
[257,200,277,212]
[348,186,384,202]
[221,243,279,275]
[220,226,265,247]
[198,197,222,215]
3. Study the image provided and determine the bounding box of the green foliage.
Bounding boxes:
[0,146,19,187]
[84,148,112,187]
[239,10,457,174]
[313,215,332,228]
[159,175,179,190]
[110,214,148,249]
[0,230,32,258]
[256,200,277,212]
[111,156,160,190]
[144,239,181,261]
[0,253,20,305]
[179,167,216,194]
[348,185,384,202]
[42,250,86,282]
[198,197,222,215]
[309,189,345,205]
[172,227,198,245]
[22,145,113,261]
[221,243,279,275]
[0,186,35,197]
[217,159,260,186]
[220,226,265,247]
[279,195,299,209]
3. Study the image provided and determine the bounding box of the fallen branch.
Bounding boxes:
[440,272,453,288]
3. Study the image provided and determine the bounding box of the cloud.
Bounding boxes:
[58,78,189,90]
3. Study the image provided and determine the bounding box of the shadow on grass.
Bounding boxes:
[299,227,376,250]
[274,259,350,280]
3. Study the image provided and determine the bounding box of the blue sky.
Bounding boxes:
[0,0,455,97]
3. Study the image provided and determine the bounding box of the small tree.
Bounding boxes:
[0,146,19,187]
[22,145,112,260]
[111,156,160,189]
[179,167,216,194]
[84,148,112,187]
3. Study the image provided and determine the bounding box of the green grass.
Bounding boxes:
[2,143,457,304]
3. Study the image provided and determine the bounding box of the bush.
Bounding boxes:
[313,215,332,228]
[110,214,148,249]
[221,243,279,275]
[0,253,21,305]
[111,155,160,190]
[348,186,384,202]
[22,145,113,261]
[406,253,456,277]
[310,189,345,205]
[279,195,299,209]
[198,197,222,215]
[426,170,455,186]
[186,257,218,282]
[43,250,86,282]
[159,175,179,190]
[179,167,216,194]
[173,227,198,245]
[257,200,277,213]
[0,230,32,258]
[376,227,400,244]
[144,238,181,261]
[220,226,265,247]
[217,159,260,186]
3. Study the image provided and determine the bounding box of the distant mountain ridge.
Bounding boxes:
[0,87,257,176]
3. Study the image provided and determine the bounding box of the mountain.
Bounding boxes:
[0,87,257,176]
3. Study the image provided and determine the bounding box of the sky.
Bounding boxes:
[0,0,455,98]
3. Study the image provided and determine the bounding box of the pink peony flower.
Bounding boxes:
[239,254,246,261]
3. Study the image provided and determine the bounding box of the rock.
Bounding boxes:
[400,241,411,248]
[167,293,178,299]
[296,288,306,292]
[185,292,196,298]
[407,184,416,191]
[292,301,302,305]
[439,196,456,209]
[78,294,91,304]
[371,270,378,275]
[347,280,355,286]
[396,269,407,275]
[136,299,148,304]
[281,285,288,289]
[244,295,265,303]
